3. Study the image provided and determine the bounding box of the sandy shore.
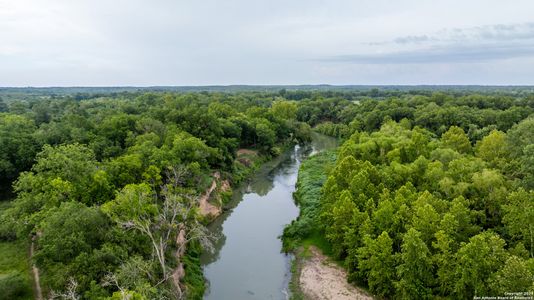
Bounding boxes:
[298,246,373,300]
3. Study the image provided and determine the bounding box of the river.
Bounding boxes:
[200,133,338,300]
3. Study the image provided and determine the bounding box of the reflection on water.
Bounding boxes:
[200,133,339,300]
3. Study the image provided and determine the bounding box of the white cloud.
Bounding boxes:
[0,0,534,85]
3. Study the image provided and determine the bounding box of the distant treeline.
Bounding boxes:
[1,85,534,102]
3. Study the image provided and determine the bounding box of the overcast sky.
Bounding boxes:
[1,0,534,86]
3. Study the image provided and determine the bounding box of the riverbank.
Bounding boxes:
[182,147,267,298]
[282,151,337,252]
[200,133,339,299]
[197,148,263,220]
[292,246,373,300]
[282,148,376,300]
[199,144,302,299]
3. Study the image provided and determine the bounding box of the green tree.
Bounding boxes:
[170,132,218,169]
[411,203,440,246]
[255,122,276,150]
[395,228,433,299]
[520,144,534,189]
[357,232,396,297]
[475,130,509,167]
[453,231,508,299]
[271,100,297,120]
[432,230,455,295]
[323,190,356,259]
[25,143,108,205]
[439,196,480,244]
[35,201,110,291]
[490,255,533,296]
[441,126,472,154]
[507,117,534,158]
[503,189,534,258]
[0,114,38,182]
[0,97,7,112]
[107,153,144,188]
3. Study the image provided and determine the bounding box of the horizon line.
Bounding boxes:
[2,84,534,89]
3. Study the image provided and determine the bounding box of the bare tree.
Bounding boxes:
[48,278,79,300]
[104,166,217,299]
[101,273,140,300]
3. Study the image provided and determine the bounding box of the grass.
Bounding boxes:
[283,151,339,300]
[0,241,30,277]
[282,150,337,252]
[300,230,332,257]
[288,255,304,300]
[0,201,33,300]
[0,241,33,300]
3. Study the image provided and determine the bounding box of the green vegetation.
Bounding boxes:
[0,241,32,300]
[1,87,534,299]
[0,92,310,299]
[0,202,32,300]
[283,151,337,252]
[286,89,534,298]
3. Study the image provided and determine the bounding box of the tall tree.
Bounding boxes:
[453,231,508,299]
[395,228,433,299]
[503,189,534,258]
[441,126,472,154]
[357,231,396,297]
[490,255,533,295]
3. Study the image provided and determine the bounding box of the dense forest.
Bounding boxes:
[1,88,533,299]
[284,90,534,299]
[0,91,310,299]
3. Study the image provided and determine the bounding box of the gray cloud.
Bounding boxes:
[323,43,534,64]
[343,22,534,66]
[394,35,432,44]
[390,22,534,45]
